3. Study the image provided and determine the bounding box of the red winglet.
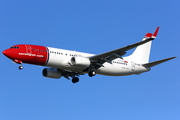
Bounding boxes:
[152,27,160,38]
[145,33,153,38]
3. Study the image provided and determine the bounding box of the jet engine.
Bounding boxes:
[70,57,91,68]
[42,68,62,79]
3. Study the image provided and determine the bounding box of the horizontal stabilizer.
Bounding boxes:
[142,57,176,68]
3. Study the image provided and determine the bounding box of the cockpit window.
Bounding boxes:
[10,46,20,49]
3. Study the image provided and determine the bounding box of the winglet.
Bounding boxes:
[145,33,153,38]
[144,27,160,39]
[152,27,160,38]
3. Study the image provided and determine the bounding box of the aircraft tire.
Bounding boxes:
[18,66,23,70]
[72,77,79,83]
[88,71,96,77]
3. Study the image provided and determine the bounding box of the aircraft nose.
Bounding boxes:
[2,49,7,55]
[2,49,13,58]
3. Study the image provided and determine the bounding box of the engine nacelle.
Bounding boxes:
[70,57,91,68]
[42,68,62,79]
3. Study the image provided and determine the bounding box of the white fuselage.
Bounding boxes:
[45,47,149,76]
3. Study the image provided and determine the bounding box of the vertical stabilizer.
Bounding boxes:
[127,27,159,64]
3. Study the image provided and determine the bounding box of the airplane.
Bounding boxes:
[2,27,176,83]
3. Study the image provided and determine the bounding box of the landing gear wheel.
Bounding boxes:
[72,77,79,83]
[88,71,96,77]
[18,65,23,70]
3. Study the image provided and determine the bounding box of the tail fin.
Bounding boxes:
[127,27,160,64]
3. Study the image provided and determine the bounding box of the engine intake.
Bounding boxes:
[42,68,62,79]
[70,57,90,68]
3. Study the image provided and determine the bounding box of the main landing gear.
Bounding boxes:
[71,71,95,83]
[72,77,79,83]
[88,71,96,77]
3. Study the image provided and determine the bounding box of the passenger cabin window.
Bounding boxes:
[32,49,47,52]
[49,51,65,55]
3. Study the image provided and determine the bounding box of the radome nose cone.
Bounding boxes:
[2,49,12,58]
[2,50,7,55]
[3,49,15,60]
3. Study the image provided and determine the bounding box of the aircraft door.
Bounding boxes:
[131,61,135,71]
[25,45,32,54]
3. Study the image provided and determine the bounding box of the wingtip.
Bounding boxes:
[145,33,153,38]
[144,27,160,39]
[152,27,160,38]
[172,56,177,59]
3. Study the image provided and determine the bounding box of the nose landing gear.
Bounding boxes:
[18,65,23,70]
[13,59,23,70]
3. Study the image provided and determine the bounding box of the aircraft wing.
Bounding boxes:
[89,38,153,69]
[90,38,153,61]
[88,27,159,70]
